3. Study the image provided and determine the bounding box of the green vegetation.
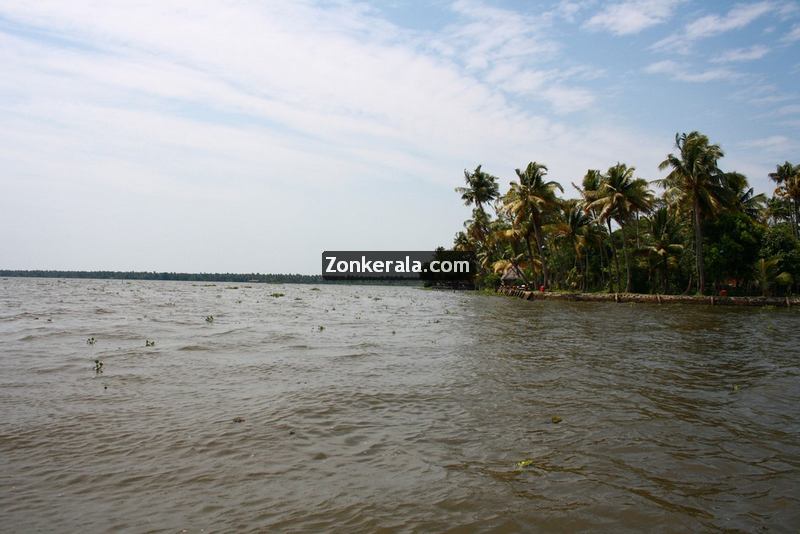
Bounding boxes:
[453,131,800,296]
[0,271,422,286]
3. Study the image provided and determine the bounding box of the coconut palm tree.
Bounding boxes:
[491,227,535,287]
[574,169,610,289]
[551,200,590,289]
[503,162,563,288]
[587,163,654,292]
[756,257,782,297]
[640,207,684,293]
[768,161,800,238]
[657,131,726,294]
[462,207,494,260]
[453,231,471,252]
[456,165,500,219]
[455,165,500,271]
[724,172,767,222]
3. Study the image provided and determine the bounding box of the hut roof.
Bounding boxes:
[501,265,524,282]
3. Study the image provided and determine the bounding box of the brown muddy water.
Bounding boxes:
[1,277,799,532]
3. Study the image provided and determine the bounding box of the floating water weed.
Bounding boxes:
[270,292,285,298]
[86,337,96,345]
[94,359,103,374]
[205,315,214,323]
[145,340,155,347]
[551,416,562,424]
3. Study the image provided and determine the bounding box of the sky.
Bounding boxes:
[1,0,799,274]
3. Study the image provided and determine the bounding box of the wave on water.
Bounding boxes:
[0,277,798,532]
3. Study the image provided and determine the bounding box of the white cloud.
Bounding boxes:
[784,23,800,42]
[443,0,561,69]
[739,135,796,152]
[644,60,741,82]
[483,61,603,113]
[546,1,588,23]
[0,0,666,271]
[712,44,770,63]
[421,0,601,112]
[583,0,684,35]
[653,2,773,53]
[732,83,796,106]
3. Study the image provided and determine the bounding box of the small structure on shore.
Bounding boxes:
[500,266,525,287]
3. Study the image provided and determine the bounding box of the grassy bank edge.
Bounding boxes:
[496,286,799,308]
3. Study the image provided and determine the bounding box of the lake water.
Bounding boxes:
[1,278,799,532]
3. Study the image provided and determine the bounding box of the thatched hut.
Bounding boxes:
[501,265,525,287]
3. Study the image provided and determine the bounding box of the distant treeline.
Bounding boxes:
[0,270,324,283]
[0,270,421,285]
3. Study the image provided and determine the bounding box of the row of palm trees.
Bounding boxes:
[453,131,800,295]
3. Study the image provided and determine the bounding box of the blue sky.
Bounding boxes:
[1,0,798,273]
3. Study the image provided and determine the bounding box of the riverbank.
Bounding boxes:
[497,286,799,307]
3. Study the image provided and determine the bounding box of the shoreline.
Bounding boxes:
[497,286,799,308]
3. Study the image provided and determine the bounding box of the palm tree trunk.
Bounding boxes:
[598,238,606,288]
[584,249,590,291]
[607,219,619,293]
[793,198,799,240]
[693,200,705,294]
[524,234,537,279]
[620,222,632,292]
[533,223,548,288]
[476,202,487,245]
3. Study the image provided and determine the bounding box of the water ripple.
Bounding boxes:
[0,278,798,531]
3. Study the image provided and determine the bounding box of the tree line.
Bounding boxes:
[0,270,424,286]
[452,131,800,296]
[0,270,326,283]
